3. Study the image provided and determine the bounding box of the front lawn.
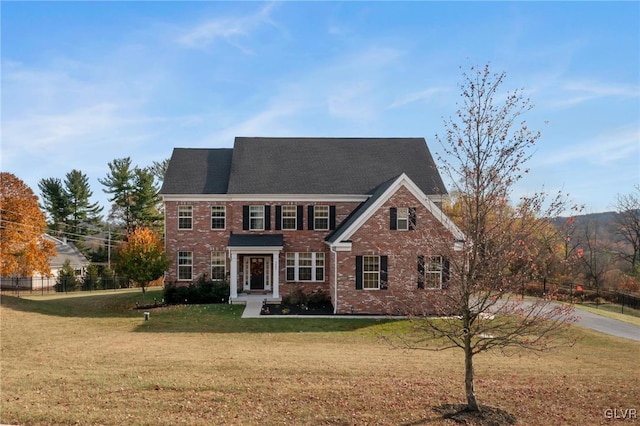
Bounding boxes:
[1,290,638,425]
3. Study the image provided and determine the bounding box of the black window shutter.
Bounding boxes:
[308,206,314,230]
[417,255,425,289]
[329,206,336,230]
[242,206,249,230]
[409,207,417,230]
[275,206,282,230]
[390,208,397,230]
[297,205,304,230]
[264,205,271,230]
[355,256,363,290]
[443,257,450,282]
[380,256,388,289]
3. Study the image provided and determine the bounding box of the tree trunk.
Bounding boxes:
[464,339,480,412]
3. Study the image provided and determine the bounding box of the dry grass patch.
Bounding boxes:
[1,291,639,425]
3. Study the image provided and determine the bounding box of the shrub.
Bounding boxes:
[163,279,229,305]
[55,260,78,292]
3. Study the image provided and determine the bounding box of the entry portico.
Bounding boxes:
[227,233,284,300]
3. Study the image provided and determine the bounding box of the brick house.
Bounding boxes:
[159,137,464,314]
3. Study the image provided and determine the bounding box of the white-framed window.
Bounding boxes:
[178,205,193,230]
[363,255,380,289]
[397,207,409,231]
[249,205,264,230]
[211,205,226,230]
[211,251,226,281]
[285,252,325,282]
[314,205,329,230]
[281,205,297,230]
[178,251,193,281]
[419,255,443,289]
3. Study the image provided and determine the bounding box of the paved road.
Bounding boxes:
[572,308,640,341]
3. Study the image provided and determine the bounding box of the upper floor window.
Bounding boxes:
[178,251,193,281]
[397,207,409,230]
[249,205,264,230]
[211,251,226,281]
[281,205,297,230]
[390,207,416,230]
[313,205,329,230]
[243,205,271,231]
[211,205,226,230]
[178,206,193,230]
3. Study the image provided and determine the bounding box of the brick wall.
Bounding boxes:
[164,187,459,315]
[333,186,458,315]
[163,200,360,298]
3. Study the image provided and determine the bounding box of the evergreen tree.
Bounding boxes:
[38,177,72,236]
[131,167,163,230]
[99,157,135,230]
[64,169,103,237]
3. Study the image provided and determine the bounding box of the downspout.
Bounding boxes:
[331,246,338,314]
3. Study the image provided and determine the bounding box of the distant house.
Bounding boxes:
[159,137,464,315]
[0,235,89,290]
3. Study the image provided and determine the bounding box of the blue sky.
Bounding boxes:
[2,1,638,214]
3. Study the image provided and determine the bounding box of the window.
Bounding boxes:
[363,255,380,289]
[211,251,226,281]
[285,252,325,282]
[249,206,264,230]
[178,206,193,230]
[211,206,226,230]
[281,205,297,230]
[178,251,193,281]
[418,255,444,289]
[397,207,409,231]
[313,205,329,230]
[390,207,416,230]
[356,255,387,290]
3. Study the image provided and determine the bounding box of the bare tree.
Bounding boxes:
[612,186,640,275]
[579,218,613,297]
[395,65,579,413]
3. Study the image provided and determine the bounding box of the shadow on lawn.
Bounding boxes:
[1,292,393,334]
[399,404,516,426]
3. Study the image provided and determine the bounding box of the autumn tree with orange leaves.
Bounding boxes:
[115,226,170,297]
[0,173,56,278]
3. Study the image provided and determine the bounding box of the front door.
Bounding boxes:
[249,257,265,290]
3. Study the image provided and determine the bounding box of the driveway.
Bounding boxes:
[572,307,640,341]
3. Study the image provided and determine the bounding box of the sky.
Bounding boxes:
[2,1,639,215]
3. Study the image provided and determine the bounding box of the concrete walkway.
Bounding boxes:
[240,298,265,318]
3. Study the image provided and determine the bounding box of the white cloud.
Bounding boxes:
[549,80,640,107]
[537,125,639,167]
[177,3,280,53]
[388,87,448,109]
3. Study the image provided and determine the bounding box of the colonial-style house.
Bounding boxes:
[160,137,464,315]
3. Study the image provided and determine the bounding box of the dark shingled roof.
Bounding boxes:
[227,137,446,195]
[160,138,446,196]
[325,176,398,244]
[228,233,284,247]
[160,148,233,194]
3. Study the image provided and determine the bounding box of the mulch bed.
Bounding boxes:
[261,302,334,315]
[433,404,516,426]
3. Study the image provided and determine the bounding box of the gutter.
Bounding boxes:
[331,246,338,314]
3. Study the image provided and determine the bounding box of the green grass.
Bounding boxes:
[2,290,639,426]
[574,302,640,326]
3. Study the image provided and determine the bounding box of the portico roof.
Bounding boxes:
[227,233,284,248]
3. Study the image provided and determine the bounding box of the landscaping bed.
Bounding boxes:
[261,301,334,315]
